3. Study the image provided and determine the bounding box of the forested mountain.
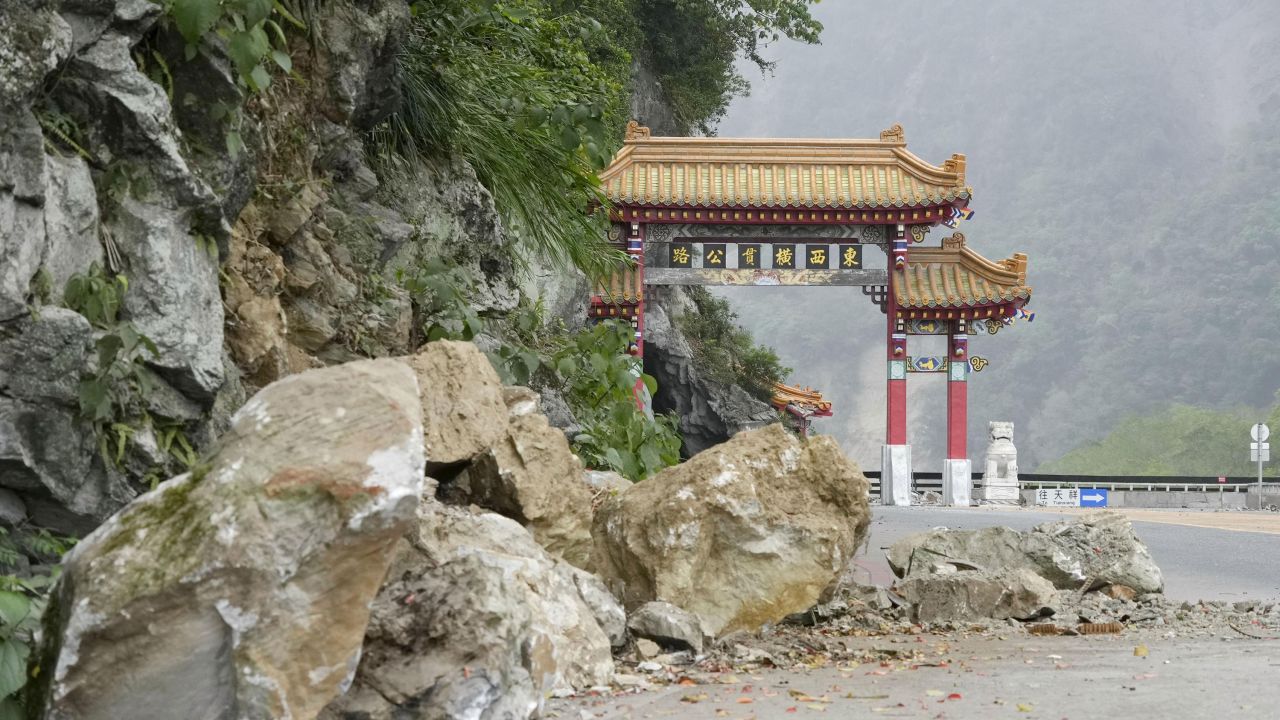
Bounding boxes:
[712,0,1280,472]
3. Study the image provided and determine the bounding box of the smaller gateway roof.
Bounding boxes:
[600,123,971,210]
[896,233,1031,311]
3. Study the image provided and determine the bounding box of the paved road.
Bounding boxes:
[848,507,1280,602]
[559,634,1280,720]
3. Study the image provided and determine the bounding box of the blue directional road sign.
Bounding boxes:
[1079,488,1109,508]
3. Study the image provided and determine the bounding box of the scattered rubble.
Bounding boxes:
[551,511,1280,710]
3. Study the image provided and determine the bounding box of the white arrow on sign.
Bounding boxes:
[1252,423,1270,442]
[1082,493,1105,503]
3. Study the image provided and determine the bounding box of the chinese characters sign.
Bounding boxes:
[773,244,795,269]
[651,240,882,286]
[1034,488,1080,507]
[669,242,692,267]
[704,244,726,268]
[665,241,864,270]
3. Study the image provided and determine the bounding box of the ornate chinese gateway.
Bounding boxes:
[591,123,1033,505]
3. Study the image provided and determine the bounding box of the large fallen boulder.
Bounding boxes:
[888,512,1163,594]
[407,347,594,568]
[402,340,508,470]
[449,385,595,568]
[321,501,614,719]
[30,359,425,719]
[592,424,870,636]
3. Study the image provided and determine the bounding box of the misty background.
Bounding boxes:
[709,0,1280,472]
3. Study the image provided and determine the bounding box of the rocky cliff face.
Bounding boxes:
[644,287,777,457]
[0,0,587,535]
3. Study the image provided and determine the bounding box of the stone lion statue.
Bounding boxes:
[983,421,1018,483]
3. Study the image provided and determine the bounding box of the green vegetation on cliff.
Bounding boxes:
[384,0,821,272]
[389,0,623,273]
[679,287,791,403]
[627,0,822,133]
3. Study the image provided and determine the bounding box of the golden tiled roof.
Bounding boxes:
[896,233,1031,309]
[600,122,971,210]
[771,382,832,414]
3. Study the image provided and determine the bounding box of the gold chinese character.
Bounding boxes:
[706,249,724,265]
[809,248,827,266]
[775,247,793,266]
[842,246,860,267]
[671,246,690,265]
[743,247,757,266]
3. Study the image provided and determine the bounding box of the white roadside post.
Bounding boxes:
[1250,423,1269,510]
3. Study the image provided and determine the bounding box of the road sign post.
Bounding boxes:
[1033,487,1107,508]
[1251,424,1270,510]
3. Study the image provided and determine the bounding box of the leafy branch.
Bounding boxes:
[63,265,161,466]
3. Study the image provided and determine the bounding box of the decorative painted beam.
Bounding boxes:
[643,268,888,287]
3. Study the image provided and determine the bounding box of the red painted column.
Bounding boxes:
[629,222,645,356]
[886,226,908,445]
[947,328,969,459]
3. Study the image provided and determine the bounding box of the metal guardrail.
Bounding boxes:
[864,471,1280,496]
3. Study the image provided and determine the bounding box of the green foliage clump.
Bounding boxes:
[0,527,74,718]
[396,261,486,345]
[678,287,790,402]
[556,321,681,480]
[1040,401,1280,477]
[63,265,161,464]
[158,0,300,92]
[383,0,627,274]
[626,0,822,133]
[63,266,198,480]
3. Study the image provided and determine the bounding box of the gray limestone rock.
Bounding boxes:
[317,0,410,130]
[0,136,100,321]
[643,293,776,457]
[39,154,103,302]
[0,309,133,533]
[888,512,1164,595]
[627,602,705,654]
[110,196,225,400]
[0,488,25,525]
[583,470,631,495]
[895,567,1058,623]
[571,565,628,648]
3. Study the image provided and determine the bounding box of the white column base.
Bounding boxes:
[881,444,912,506]
[942,459,972,507]
[977,480,1021,504]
